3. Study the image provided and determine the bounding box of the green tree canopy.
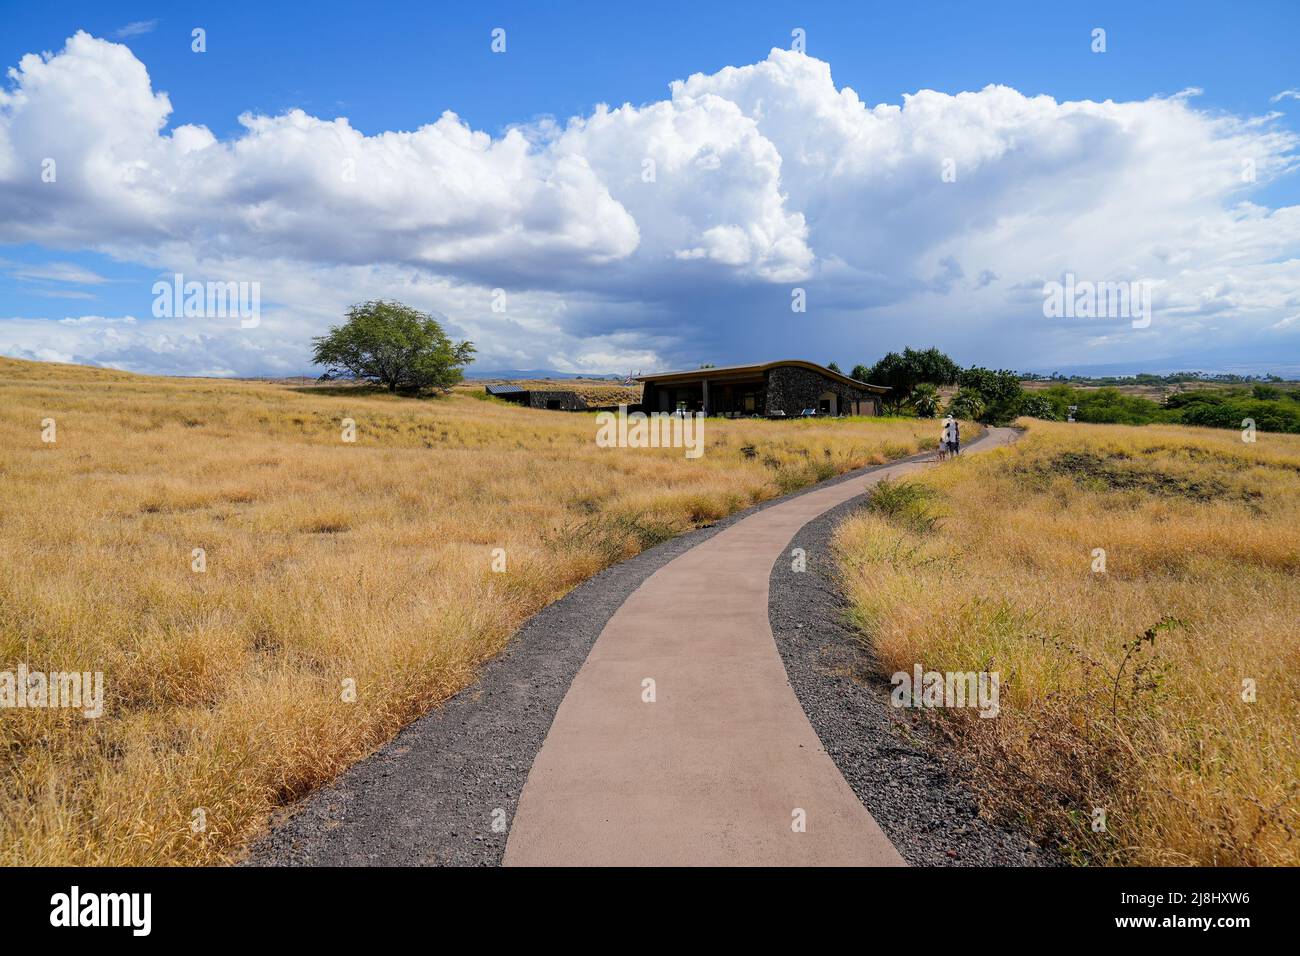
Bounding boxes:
[957,366,1024,424]
[312,300,475,393]
[860,347,961,413]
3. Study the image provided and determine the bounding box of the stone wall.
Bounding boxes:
[764,366,880,417]
[527,390,587,411]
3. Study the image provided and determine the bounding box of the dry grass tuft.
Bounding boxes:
[834,420,1300,865]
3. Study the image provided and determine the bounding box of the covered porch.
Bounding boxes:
[642,373,766,417]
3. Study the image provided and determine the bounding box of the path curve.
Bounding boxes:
[504,426,1019,866]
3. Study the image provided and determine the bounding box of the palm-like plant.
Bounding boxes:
[913,382,941,418]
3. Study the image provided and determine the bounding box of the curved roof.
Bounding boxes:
[636,359,888,394]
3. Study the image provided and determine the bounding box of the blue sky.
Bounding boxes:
[1,0,1298,376]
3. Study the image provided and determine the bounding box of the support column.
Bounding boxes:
[701,379,710,416]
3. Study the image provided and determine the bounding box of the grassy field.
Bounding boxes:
[834,420,1300,865]
[0,356,946,865]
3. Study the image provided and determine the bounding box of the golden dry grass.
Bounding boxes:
[0,356,945,865]
[834,420,1300,865]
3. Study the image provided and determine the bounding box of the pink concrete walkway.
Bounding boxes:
[504,427,1018,866]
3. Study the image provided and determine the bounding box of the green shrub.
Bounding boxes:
[1018,394,1058,420]
[866,479,943,534]
[1253,384,1284,401]
[1178,397,1300,433]
[947,388,986,422]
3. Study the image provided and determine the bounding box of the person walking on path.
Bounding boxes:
[942,414,961,457]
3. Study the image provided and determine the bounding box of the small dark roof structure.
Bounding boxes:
[484,382,588,411]
[637,359,889,394]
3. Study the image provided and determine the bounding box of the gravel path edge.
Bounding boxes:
[768,453,1061,866]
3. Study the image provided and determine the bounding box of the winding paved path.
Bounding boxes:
[504,427,1018,866]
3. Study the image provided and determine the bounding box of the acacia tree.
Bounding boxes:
[312,300,475,393]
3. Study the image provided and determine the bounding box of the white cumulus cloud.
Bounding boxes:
[0,34,1297,376]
